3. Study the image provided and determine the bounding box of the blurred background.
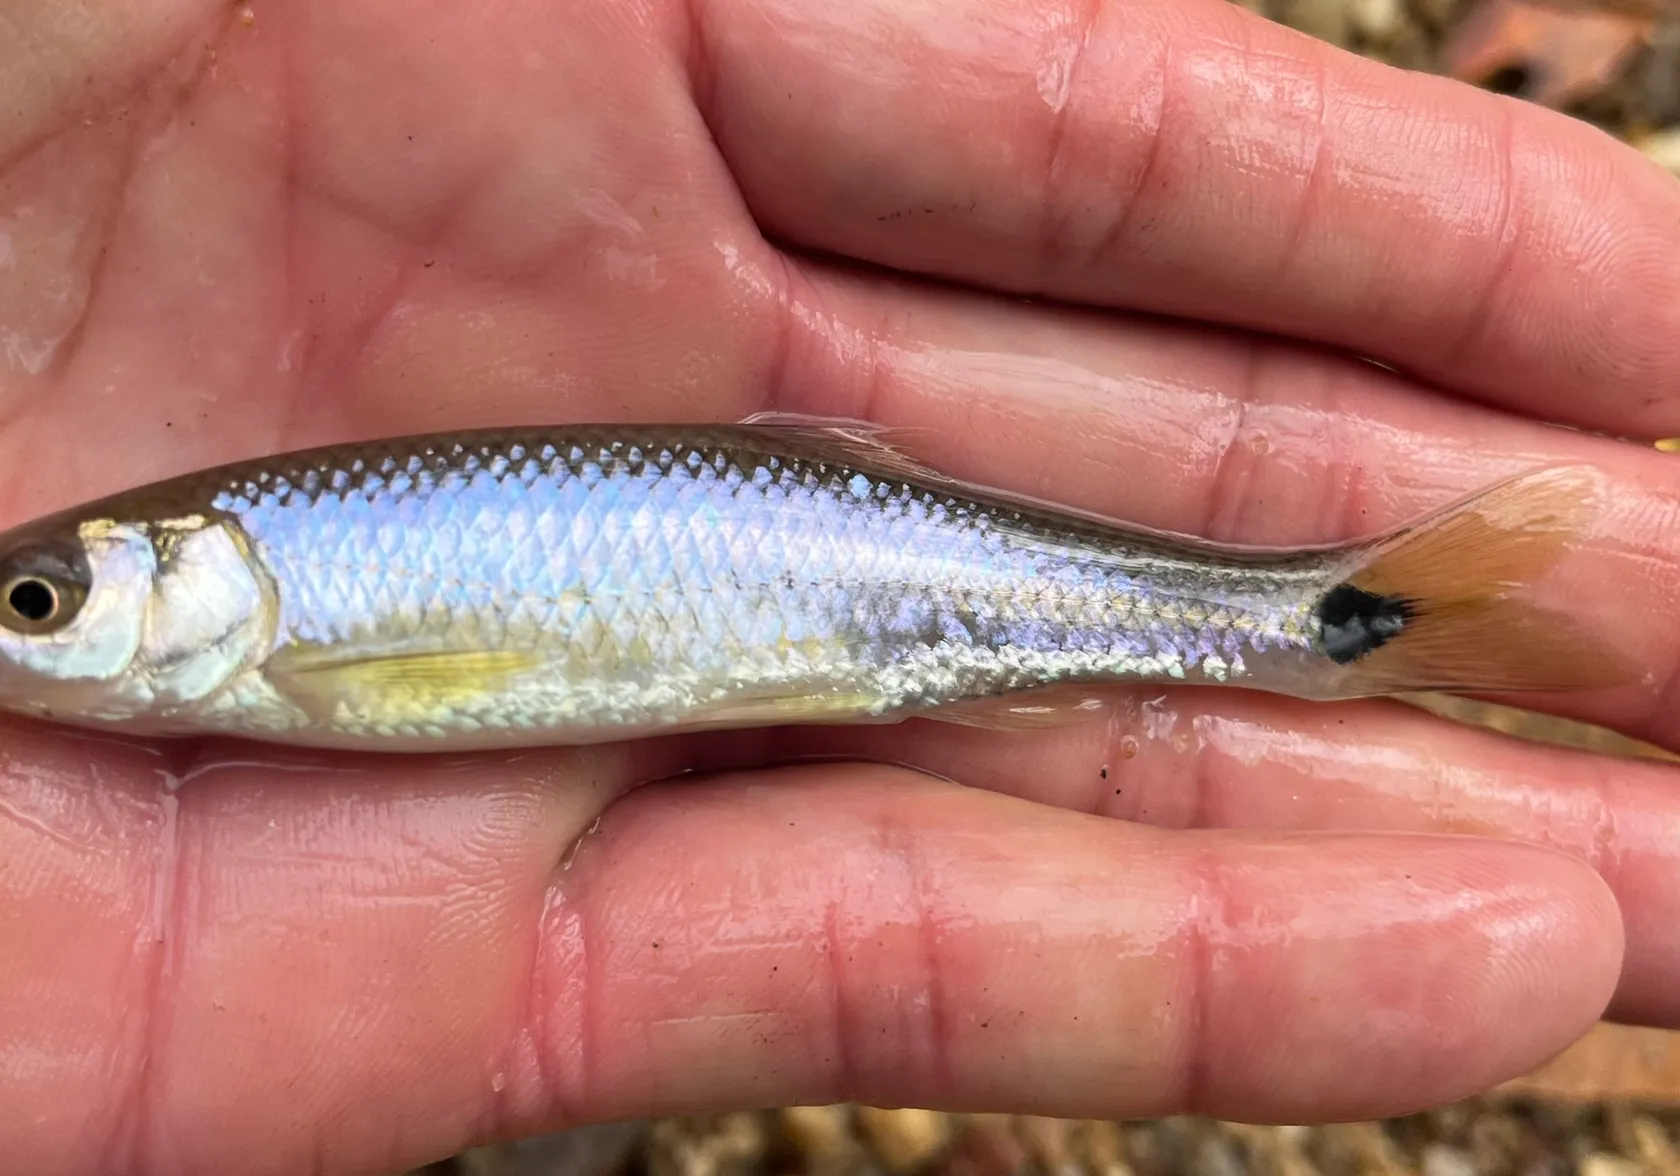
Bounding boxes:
[413,2,1680,1172]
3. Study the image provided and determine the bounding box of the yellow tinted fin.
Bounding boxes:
[1322,466,1638,695]
[684,684,1115,732]
[266,648,545,719]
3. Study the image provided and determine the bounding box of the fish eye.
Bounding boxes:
[0,543,89,635]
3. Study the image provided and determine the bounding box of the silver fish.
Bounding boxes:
[0,415,1626,751]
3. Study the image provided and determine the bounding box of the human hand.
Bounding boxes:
[4,1,1679,1172]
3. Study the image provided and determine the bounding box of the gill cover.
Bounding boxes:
[140,518,276,709]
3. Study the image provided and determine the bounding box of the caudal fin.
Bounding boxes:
[1322,466,1638,696]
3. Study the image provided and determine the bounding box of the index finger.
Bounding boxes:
[695,0,1680,434]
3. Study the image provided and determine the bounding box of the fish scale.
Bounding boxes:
[204,427,1309,741]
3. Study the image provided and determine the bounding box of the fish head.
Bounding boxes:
[0,512,274,728]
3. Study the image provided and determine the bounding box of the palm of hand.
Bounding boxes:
[5,2,1680,1174]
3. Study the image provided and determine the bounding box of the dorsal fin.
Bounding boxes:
[736,411,946,484]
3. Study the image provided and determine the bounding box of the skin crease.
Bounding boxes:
[8,0,1680,1172]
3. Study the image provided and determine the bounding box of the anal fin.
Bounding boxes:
[682,686,888,730]
[919,687,1115,730]
[736,411,946,484]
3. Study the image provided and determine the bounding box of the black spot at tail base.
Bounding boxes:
[1316,583,1415,665]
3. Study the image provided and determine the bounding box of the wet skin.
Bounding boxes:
[4,0,1680,1173]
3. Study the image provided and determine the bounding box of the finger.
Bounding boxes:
[0,733,1620,1174]
[696,0,1680,433]
[764,688,1680,1027]
[548,772,1617,1127]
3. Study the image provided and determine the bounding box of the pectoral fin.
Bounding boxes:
[266,646,545,721]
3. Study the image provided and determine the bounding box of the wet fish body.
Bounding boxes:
[0,418,1620,750]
